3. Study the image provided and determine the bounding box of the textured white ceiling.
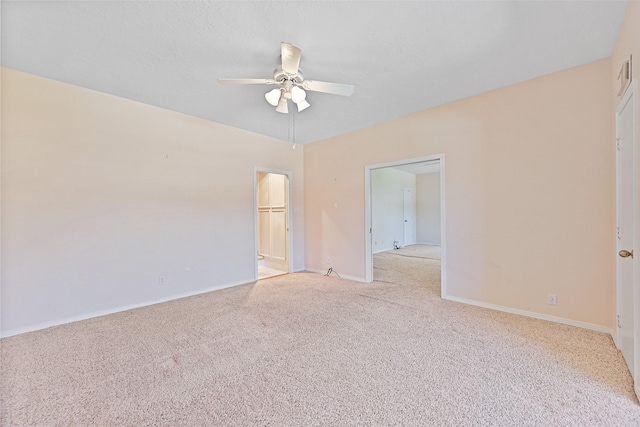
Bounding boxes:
[1,1,628,144]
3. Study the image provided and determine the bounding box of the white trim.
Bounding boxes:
[416,242,441,247]
[304,268,367,283]
[254,167,294,281]
[374,244,442,254]
[0,67,2,336]
[439,156,447,299]
[364,154,447,299]
[635,79,640,392]
[444,295,614,336]
[1,278,253,338]
[373,246,395,254]
[635,384,640,401]
[365,165,373,281]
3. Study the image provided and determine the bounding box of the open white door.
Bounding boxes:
[403,188,416,246]
[615,81,638,391]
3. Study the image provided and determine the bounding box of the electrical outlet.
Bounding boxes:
[327,257,331,264]
[548,293,557,305]
[159,277,165,286]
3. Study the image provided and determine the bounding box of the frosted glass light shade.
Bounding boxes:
[276,97,289,113]
[291,86,309,112]
[291,86,306,103]
[265,89,281,106]
[296,100,310,112]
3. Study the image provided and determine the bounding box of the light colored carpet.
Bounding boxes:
[2,245,639,426]
[257,265,287,280]
[374,244,441,293]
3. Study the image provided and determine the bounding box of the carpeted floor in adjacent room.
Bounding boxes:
[1,244,639,426]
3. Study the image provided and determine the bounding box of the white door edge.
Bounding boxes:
[615,80,639,385]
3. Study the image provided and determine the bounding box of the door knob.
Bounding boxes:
[619,249,634,258]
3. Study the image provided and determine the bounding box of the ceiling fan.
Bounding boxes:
[218,42,354,114]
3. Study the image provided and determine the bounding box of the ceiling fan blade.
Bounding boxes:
[302,80,354,96]
[218,78,275,85]
[281,43,302,74]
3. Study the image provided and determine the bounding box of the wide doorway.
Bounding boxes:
[365,155,446,297]
[255,170,291,280]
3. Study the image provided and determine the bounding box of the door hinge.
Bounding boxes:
[617,226,622,240]
[617,314,622,328]
[616,138,623,151]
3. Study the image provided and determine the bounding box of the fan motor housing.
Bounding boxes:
[273,67,304,85]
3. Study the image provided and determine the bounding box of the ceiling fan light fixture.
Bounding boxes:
[291,86,306,103]
[220,42,354,115]
[296,100,310,112]
[265,88,281,106]
[291,86,309,111]
[276,97,289,113]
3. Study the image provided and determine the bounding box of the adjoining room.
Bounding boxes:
[370,159,442,297]
[256,170,291,280]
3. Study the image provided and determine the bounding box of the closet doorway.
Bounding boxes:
[255,169,292,280]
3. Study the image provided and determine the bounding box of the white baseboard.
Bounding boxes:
[443,295,614,336]
[1,278,254,338]
[635,384,639,401]
[304,267,367,283]
[416,241,441,246]
[373,246,394,254]
[3,274,615,343]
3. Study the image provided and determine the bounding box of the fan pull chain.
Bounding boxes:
[292,108,296,150]
[287,104,296,150]
[287,108,290,146]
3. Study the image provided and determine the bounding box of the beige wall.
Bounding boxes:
[416,173,441,245]
[1,68,304,335]
[305,58,613,328]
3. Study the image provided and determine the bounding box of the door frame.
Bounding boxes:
[254,167,294,280]
[615,80,639,397]
[364,154,446,298]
